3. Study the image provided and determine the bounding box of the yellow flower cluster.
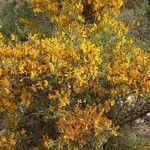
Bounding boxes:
[0,34,101,109]
[28,0,125,30]
[106,38,150,96]
[57,105,117,148]
[42,134,54,149]
[0,133,16,149]
[0,0,149,149]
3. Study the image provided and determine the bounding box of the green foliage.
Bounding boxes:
[0,0,56,42]
[120,0,150,47]
[0,0,31,42]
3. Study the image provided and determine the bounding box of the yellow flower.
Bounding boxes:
[0,32,3,39]
[9,139,16,146]
[10,34,16,41]
[48,62,55,73]
[1,136,6,142]
[20,89,31,108]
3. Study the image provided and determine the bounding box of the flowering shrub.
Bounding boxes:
[0,0,149,149]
